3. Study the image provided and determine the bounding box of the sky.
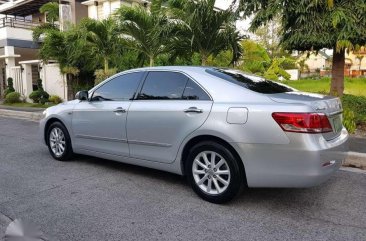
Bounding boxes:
[215,0,252,35]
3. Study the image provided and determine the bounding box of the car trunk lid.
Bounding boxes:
[268,92,343,140]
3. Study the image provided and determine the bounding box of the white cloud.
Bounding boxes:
[215,0,252,35]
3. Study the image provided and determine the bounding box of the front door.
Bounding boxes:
[127,71,213,163]
[72,71,144,157]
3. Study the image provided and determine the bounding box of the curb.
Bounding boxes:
[0,109,42,122]
[344,152,366,170]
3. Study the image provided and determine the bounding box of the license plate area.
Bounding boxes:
[331,115,342,133]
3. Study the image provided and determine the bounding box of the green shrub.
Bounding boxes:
[341,94,366,125]
[29,90,50,104]
[342,108,356,134]
[94,68,117,85]
[4,77,15,97]
[29,78,50,104]
[4,92,21,104]
[49,95,63,104]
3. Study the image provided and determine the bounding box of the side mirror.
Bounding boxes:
[75,91,88,101]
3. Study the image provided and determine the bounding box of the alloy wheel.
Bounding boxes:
[49,127,66,157]
[192,151,231,195]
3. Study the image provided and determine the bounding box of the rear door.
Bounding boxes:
[126,71,213,163]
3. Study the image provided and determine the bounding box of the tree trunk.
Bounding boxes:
[66,73,74,100]
[330,47,345,96]
[149,56,154,67]
[201,52,208,66]
[104,58,109,72]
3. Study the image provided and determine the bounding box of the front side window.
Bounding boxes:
[138,72,188,100]
[91,72,144,101]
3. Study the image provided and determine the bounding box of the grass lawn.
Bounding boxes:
[283,77,366,97]
[2,102,56,108]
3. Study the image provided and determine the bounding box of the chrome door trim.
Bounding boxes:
[184,107,204,113]
[128,140,172,147]
[75,134,128,143]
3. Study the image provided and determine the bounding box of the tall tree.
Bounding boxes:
[169,0,244,66]
[38,27,97,99]
[80,18,122,72]
[254,16,282,59]
[239,0,366,96]
[39,2,59,25]
[239,39,271,74]
[33,2,59,41]
[115,0,177,67]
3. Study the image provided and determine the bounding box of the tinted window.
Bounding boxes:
[91,72,143,101]
[206,68,293,94]
[138,72,188,100]
[183,80,210,100]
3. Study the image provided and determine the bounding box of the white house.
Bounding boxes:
[0,0,147,100]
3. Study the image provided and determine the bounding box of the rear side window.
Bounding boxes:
[206,68,293,94]
[138,72,188,100]
[182,80,210,100]
[91,72,144,101]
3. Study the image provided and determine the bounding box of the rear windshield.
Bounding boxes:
[206,68,294,94]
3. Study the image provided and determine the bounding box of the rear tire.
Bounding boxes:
[186,141,244,204]
[47,122,73,161]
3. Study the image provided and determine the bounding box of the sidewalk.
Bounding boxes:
[0,104,44,121]
[0,104,365,169]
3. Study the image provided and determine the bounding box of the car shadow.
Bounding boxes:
[71,154,331,211]
[72,154,187,186]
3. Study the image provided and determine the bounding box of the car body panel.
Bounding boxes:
[72,101,131,157]
[127,100,213,163]
[40,66,349,188]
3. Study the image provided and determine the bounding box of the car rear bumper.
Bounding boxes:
[234,128,349,188]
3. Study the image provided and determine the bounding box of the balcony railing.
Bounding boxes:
[0,17,40,30]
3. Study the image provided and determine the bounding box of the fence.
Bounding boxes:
[0,17,39,30]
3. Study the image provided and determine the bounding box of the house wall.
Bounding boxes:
[346,51,366,71]
[31,12,46,23]
[304,53,327,72]
[0,27,33,42]
[75,2,89,23]
[85,0,143,20]
[40,63,67,100]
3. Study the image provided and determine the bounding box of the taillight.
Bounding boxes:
[272,112,333,133]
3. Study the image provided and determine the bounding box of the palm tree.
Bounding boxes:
[39,2,59,25]
[39,26,97,99]
[33,2,59,42]
[115,0,178,67]
[80,18,122,72]
[168,0,244,66]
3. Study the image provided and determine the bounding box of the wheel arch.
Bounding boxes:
[44,117,68,145]
[181,135,247,186]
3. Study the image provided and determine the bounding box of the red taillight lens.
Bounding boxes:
[272,112,333,133]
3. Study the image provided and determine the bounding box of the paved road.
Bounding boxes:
[0,117,365,241]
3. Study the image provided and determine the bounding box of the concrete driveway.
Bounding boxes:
[0,117,365,241]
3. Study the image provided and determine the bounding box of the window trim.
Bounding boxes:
[89,71,147,102]
[134,70,212,101]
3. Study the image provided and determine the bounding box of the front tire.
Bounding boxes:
[186,141,244,204]
[47,122,73,161]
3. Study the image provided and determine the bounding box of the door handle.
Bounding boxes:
[113,107,126,113]
[184,107,203,113]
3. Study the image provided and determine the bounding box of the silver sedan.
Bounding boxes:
[40,67,349,203]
